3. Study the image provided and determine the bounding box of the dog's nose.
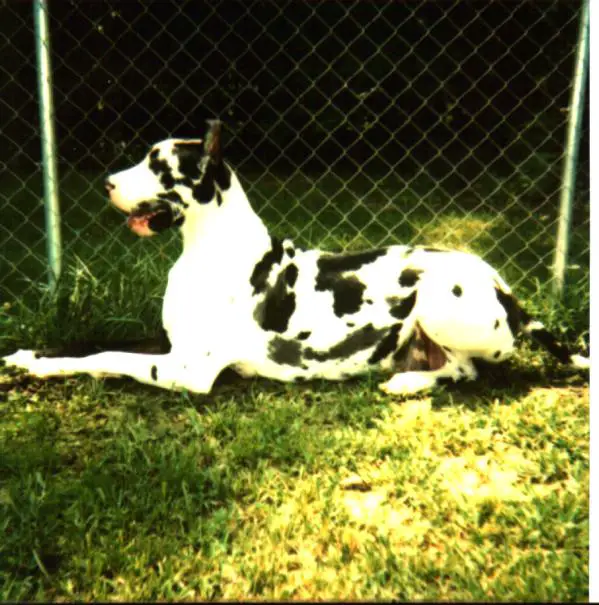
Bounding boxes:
[105,179,115,192]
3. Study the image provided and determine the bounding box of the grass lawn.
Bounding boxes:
[0,163,590,600]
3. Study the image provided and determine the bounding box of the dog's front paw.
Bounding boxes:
[379,371,438,396]
[2,349,52,378]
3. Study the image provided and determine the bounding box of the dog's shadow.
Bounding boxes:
[209,357,588,413]
[425,359,588,412]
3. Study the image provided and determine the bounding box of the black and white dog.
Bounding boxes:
[3,121,589,396]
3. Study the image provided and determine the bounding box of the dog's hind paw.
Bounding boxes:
[379,371,438,396]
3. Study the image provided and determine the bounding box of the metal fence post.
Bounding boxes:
[552,0,589,298]
[33,0,62,291]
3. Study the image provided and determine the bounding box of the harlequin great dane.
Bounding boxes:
[3,120,589,396]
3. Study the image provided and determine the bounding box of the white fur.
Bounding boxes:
[570,354,590,370]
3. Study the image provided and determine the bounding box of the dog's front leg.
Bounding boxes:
[2,349,225,394]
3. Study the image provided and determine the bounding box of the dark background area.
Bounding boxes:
[0,0,589,183]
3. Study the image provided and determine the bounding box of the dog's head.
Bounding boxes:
[105,120,231,236]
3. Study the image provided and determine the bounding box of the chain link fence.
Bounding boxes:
[0,0,590,311]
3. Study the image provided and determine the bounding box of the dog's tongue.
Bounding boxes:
[127,214,154,237]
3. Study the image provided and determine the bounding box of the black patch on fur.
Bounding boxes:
[148,150,175,189]
[255,265,296,333]
[285,247,296,258]
[147,204,176,233]
[216,190,223,206]
[285,264,299,287]
[365,299,373,305]
[389,291,417,320]
[494,319,500,330]
[192,171,216,204]
[297,331,311,340]
[194,161,230,204]
[147,214,173,233]
[421,247,446,253]
[161,172,175,189]
[148,149,165,173]
[346,322,355,328]
[368,323,402,364]
[268,337,302,366]
[132,201,153,213]
[329,276,365,316]
[316,271,365,317]
[398,268,422,288]
[494,287,528,336]
[258,291,296,334]
[151,365,158,381]
[250,237,285,294]
[174,175,194,189]
[157,191,186,206]
[317,249,387,274]
[174,140,231,198]
[174,142,204,179]
[304,324,384,362]
[436,376,455,387]
[315,252,376,317]
[452,284,463,297]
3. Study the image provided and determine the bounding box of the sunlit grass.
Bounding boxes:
[0,373,588,600]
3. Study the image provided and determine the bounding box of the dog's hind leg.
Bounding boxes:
[378,323,477,396]
[2,349,226,394]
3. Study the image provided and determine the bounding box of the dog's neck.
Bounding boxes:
[178,168,271,260]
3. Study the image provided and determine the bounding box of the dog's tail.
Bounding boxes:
[520,313,590,370]
[494,281,589,370]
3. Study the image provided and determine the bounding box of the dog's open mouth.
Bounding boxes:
[126,202,176,236]
[127,210,159,236]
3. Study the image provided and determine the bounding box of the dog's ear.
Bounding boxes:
[204,120,223,165]
[203,119,231,193]
[173,139,205,180]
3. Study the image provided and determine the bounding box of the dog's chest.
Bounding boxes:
[161,252,256,343]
